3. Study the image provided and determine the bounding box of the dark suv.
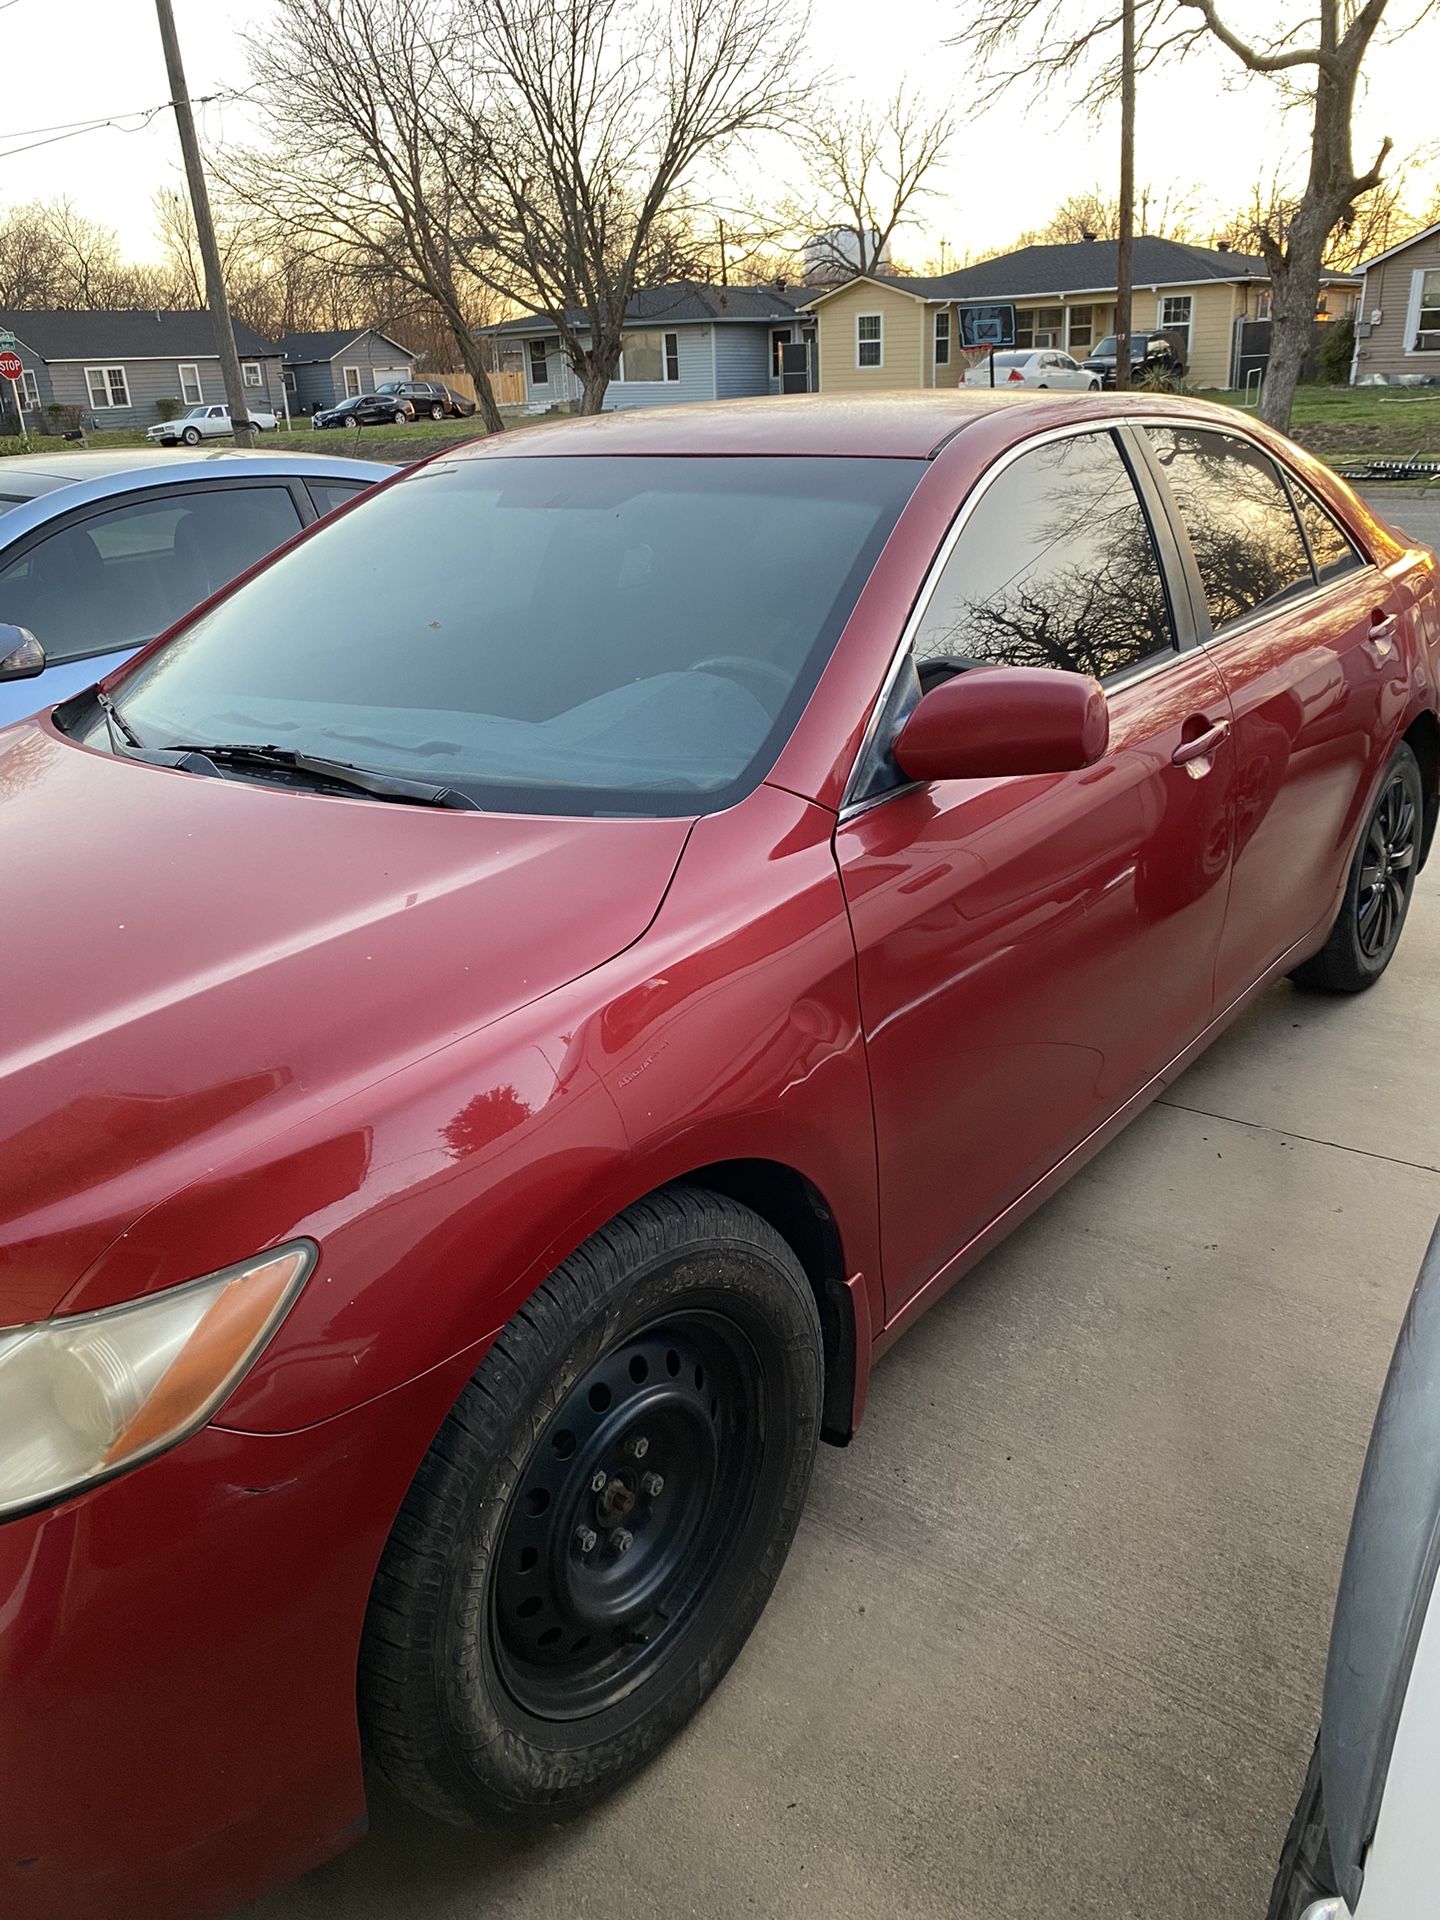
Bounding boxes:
[374,380,475,420]
[312,382,476,430]
[1081,332,1185,388]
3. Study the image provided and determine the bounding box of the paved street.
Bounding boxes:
[245,877,1440,1920]
[1361,483,1440,551]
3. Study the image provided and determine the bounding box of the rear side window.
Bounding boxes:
[0,484,303,663]
[1288,479,1364,584]
[912,428,1176,683]
[307,479,373,518]
[1146,426,1312,632]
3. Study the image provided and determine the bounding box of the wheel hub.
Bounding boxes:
[489,1313,761,1720]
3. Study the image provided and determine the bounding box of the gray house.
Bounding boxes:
[487,283,815,411]
[0,309,287,430]
[1351,220,1440,384]
[276,328,417,413]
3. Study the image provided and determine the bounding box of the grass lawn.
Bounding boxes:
[1203,384,1440,467]
[0,411,547,467]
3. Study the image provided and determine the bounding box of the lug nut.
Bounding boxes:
[610,1528,634,1555]
[641,1472,664,1498]
[574,1526,598,1553]
[625,1434,650,1460]
[590,1469,608,1493]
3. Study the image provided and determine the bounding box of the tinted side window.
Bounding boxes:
[1288,479,1364,584]
[1146,426,1312,631]
[912,429,1176,682]
[308,479,373,518]
[0,485,303,663]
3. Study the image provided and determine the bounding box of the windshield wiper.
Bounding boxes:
[144,740,480,810]
[95,687,145,752]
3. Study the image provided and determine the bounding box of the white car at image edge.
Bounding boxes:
[962,349,1101,391]
[148,402,279,446]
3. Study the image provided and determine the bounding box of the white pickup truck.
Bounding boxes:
[147,402,279,446]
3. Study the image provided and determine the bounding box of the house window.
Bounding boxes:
[934,310,950,365]
[343,365,363,397]
[178,363,202,405]
[856,313,882,367]
[1255,291,1272,319]
[1066,305,1094,350]
[282,368,297,393]
[85,366,131,409]
[617,330,680,382]
[1412,269,1440,351]
[527,340,550,386]
[770,327,792,376]
[1014,307,1063,350]
[242,362,263,388]
[1158,294,1193,351]
[19,368,39,407]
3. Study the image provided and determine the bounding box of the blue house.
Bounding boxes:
[275,328,417,414]
[487,283,816,411]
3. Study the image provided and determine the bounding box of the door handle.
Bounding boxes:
[1368,611,1398,658]
[1172,718,1231,767]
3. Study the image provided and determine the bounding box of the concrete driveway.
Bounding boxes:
[244,875,1440,1920]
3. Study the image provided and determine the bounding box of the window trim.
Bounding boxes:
[0,476,315,669]
[839,420,1190,820]
[1127,413,1380,650]
[527,339,550,386]
[934,310,951,366]
[18,367,40,407]
[84,365,131,410]
[1405,267,1440,354]
[342,365,363,398]
[242,362,264,389]
[1156,293,1193,354]
[856,312,883,369]
[615,328,682,384]
[178,362,203,405]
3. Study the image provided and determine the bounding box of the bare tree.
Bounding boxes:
[788,86,955,282]
[1014,183,1203,246]
[233,0,507,431]
[437,0,813,412]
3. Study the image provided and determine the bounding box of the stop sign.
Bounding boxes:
[0,351,22,382]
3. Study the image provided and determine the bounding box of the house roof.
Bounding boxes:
[801,237,1362,308]
[1355,219,1440,274]
[486,282,809,336]
[276,327,415,363]
[0,309,282,361]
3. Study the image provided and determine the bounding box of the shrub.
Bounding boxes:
[154,396,184,421]
[1314,312,1356,386]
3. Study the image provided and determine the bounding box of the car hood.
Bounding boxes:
[0,720,692,1322]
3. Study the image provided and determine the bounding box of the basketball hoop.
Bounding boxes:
[958,341,997,385]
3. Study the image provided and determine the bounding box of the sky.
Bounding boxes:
[1,0,1437,268]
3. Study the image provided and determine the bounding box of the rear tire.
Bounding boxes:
[359,1186,823,1830]
[1292,742,1423,993]
[430,402,445,420]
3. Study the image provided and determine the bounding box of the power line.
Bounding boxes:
[0,90,240,164]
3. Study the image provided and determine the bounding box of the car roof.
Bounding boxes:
[0,447,391,505]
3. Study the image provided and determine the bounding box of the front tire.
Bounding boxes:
[393,408,409,425]
[359,1187,823,1830]
[1292,741,1423,992]
[181,426,202,445]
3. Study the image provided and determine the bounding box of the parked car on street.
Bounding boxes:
[312,388,418,428]
[147,402,280,445]
[0,450,390,725]
[1082,331,1186,386]
[962,348,1101,390]
[2,391,1437,1920]
[1268,1216,1440,1920]
[374,378,476,419]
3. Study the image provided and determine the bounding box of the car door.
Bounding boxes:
[0,481,310,720]
[836,424,1234,1320]
[1136,423,1407,1005]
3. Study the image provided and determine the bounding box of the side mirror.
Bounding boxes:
[0,624,44,682]
[893,665,1108,783]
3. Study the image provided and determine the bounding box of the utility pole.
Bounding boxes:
[1114,0,1136,392]
[154,0,257,445]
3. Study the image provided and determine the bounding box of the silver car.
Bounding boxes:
[0,449,391,726]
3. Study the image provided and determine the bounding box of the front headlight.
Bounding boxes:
[0,1243,314,1521]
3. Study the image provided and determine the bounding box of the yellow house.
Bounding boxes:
[803,237,1360,393]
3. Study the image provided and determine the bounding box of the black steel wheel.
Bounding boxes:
[1293,742,1424,992]
[359,1187,823,1829]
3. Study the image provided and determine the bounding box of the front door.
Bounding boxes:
[836,426,1234,1320]
[1138,423,1409,1003]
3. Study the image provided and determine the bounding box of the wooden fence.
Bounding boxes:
[435,369,527,407]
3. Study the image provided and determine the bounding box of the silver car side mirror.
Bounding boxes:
[0,623,44,681]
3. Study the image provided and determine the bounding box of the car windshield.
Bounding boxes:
[374,383,403,393]
[182,406,211,418]
[1090,337,1144,357]
[100,454,922,816]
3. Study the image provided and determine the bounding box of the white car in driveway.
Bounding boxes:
[147,402,279,446]
[962,350,1101,391]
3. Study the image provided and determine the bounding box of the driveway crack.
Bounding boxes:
[1156,1098,1440,1177]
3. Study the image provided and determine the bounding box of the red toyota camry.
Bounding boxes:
[3,392,1437,1920]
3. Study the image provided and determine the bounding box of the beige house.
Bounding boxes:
[1351,220,1440,383]
[803,237,1360,394]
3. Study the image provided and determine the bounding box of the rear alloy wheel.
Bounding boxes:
[360,1187,823,1828]
[1292,741,1424,992]
[429,402,445,420]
